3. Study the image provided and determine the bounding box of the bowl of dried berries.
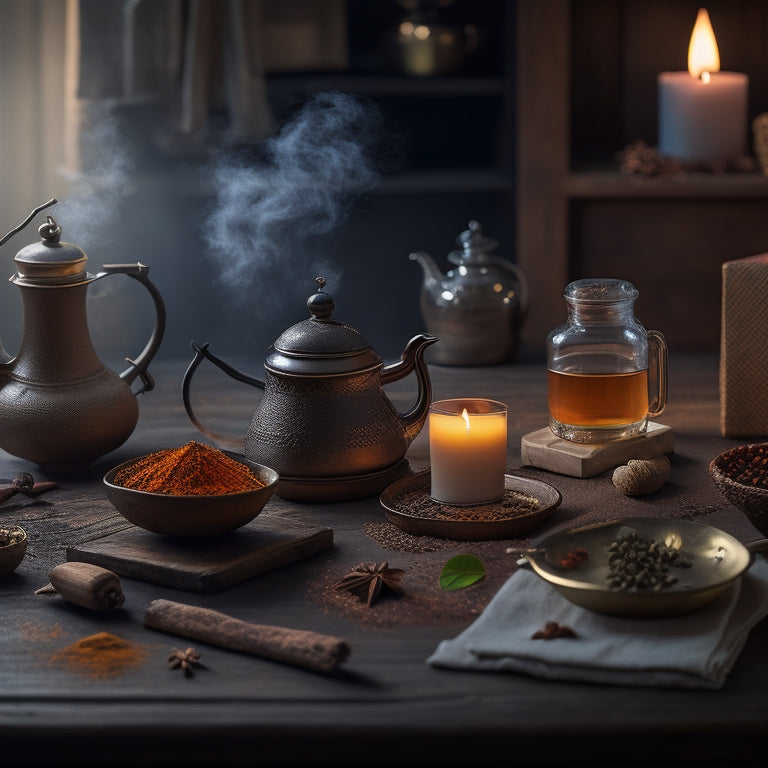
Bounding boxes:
[710,443,768,535]
[0,525,28,575]
[103,441,279,537]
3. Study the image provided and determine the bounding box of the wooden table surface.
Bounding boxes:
[2,355,767,767]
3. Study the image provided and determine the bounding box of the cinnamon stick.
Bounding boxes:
[143,599,351,674]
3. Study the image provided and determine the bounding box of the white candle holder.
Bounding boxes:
[428,398,508,506]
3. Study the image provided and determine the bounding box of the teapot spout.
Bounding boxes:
[382,332,439,446]
[409,251,443,295]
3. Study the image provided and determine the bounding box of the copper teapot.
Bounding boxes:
[182,277,438,501]
[0,201,166,471]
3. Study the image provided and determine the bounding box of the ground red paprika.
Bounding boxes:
[112,441,265,495]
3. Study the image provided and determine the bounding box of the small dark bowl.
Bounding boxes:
[0,525,28,575]
[103,455,279,537]
[710,443,768,535]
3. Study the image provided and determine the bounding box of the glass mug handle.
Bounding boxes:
[647,330,668,417]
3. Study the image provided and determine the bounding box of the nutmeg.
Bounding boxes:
[612,455,672,497]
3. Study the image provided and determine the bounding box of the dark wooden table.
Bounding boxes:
[2,355,767,767]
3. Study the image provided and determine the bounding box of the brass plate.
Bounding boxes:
[524,517,763,618]
[380,471,562,541]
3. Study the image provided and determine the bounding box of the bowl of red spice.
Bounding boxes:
[103,441,279,537]
[710,443,768,536]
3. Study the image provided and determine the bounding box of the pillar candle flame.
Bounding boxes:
[688,8,720,80]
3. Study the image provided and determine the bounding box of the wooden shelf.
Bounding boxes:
[379,169,511,194]
[116,168,511,198]
[515,0,768,356]
[266,73,507,98]
[564,170,768,199]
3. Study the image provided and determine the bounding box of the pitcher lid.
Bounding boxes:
[267,277,381,375]
[11,217,90,286]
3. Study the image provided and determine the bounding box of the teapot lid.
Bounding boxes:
[447,220,499,266]
[11,216,90,286]
[267,277,381,376]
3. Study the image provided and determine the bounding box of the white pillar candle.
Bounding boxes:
[657,8,748,162]
[429,398,507,506]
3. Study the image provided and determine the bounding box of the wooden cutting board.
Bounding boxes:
[67,511,333,594]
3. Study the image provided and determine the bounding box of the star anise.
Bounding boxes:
[167,647,203,676]
[334,561,404,607]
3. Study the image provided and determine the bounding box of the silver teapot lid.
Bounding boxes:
[448,220,499,265]
[267,277,382,376]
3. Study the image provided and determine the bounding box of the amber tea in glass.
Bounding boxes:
[546,279,667,443]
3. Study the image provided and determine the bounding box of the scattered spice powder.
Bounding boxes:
[362,520,453,553]
[308,539,521,629]
[18,620,67,642]
[112,441,265,495]
[49,631,149,678]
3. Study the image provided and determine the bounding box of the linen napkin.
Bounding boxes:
[427,556,768,689]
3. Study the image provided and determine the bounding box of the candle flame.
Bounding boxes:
[461,408,471,434]
[688,8,720,79]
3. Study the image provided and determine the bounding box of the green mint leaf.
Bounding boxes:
[439,554,486,591]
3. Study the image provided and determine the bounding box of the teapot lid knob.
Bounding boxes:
[448,220,499,265]
[307,276,335,320]
[457,220,497,253]
[38,216,63,243]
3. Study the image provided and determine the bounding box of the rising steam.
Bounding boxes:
[203,92,386,304]
[54,103,134,250]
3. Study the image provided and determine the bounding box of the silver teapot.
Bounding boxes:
[182,277,438,501]
[410,220,528,365]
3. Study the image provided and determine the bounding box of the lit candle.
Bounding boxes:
[658,8,748,162]
[428,398,507,506]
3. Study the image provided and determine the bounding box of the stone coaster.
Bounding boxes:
[520,422,674,478]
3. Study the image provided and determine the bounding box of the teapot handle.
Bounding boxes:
[94,263,166,394]
[181,341,266,450]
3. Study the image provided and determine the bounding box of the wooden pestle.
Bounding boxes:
[144,599,351,674]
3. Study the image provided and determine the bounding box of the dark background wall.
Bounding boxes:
[0,0,514,375]
[1,0,767,379]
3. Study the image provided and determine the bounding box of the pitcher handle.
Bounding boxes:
[94,263,166,394]
[647,329,668,417]
[181,341,265,450]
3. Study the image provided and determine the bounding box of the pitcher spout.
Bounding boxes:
[409,251,443,295]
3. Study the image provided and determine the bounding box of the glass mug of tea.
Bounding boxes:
[546,278,668,443]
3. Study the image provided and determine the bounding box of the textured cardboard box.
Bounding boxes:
[720,253,768,437]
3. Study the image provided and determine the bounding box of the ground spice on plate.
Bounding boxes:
[49,631,149,678]
[390,487,540,522]
[112,441,265,496]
